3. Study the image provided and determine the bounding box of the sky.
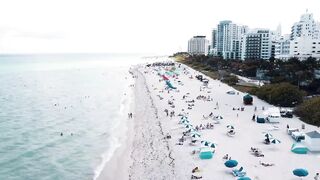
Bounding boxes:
[0,0,319,55]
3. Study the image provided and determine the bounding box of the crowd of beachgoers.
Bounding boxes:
[101,58,320,180]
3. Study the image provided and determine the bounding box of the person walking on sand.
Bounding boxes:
[252,114,256,121]
[164,109,169,116]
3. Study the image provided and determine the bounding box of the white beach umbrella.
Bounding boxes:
[201,141,216,148]
[190,132,201,137]
[226,125,235,129]
[185,124,193,129]
[270,138,281,144]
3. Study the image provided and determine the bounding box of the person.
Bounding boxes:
[287,124,289,129]
[60,132,63,136]
[314,173,320,180]
[222,154,229,160]
[192,167,200,173]
[164,109,168,116]
[252,114,256,121]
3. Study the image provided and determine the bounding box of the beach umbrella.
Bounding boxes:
[191,133,201,138]
[181,116,188,120]
[201,141,216,148]
[293,168,309,177]
[185,124,193,128]
[179,119,189,124]
[214,116,223,120]
[270,138,281,144]
[227,125,234,129]
[238,177,251,180]
[186,127,197,133]
[224,159,238,168]
[182,121,191,125]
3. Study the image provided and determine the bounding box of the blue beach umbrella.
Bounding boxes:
[238,177,251,180]
[293,168,309,177]
[224,159,238,168]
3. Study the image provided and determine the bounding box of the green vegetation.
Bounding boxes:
[295,97,320,126]
[221,74,239,86]
[173,53,320,126]
[250,83,305,107]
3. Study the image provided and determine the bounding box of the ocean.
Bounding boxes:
[0,54,149,180]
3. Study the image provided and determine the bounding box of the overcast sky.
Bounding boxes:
[0,0,319,54]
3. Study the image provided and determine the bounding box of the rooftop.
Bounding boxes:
[306,131,320,138]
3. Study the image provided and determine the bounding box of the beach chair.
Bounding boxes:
[254,151,264,157]
[232,167,246,177]
[227,130,236,137]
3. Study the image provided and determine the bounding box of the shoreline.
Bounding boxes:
[96,68,136,180]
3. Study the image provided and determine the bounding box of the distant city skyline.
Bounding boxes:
[0,0,319,54]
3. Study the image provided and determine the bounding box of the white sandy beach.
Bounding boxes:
[99,58,320,180]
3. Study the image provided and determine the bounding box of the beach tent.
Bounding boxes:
[293,168,308,177]
[238,177,251,180]
[199,147,213,159]
[305,131,320,152]
[224,159,238,168]
[264,108,281,123]
[165,81,177,89]
[243,94,253,105]
[291,143,308,154]
[256,116,266,123]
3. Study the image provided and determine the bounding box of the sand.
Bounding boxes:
[98,58,320,180]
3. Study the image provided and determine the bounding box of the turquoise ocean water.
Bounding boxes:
[0,54,147,180]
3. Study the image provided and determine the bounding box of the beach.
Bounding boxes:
[99,58,320,180]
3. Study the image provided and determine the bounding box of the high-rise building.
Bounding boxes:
[217,20,248,59]
[242,29,275,60]
[275,34,291,60]
[188,36,209,55]
[211,29,217,49]
[291,11,320,40]
[288,11,320,59]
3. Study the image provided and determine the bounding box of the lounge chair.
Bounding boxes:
[227,130,235,137]
[232,167,246,177]
[253,151,264,157]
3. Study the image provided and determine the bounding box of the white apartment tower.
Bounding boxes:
[289,11,320,59]
[217,20,248,59]
[291,11,320,40]
[188,36,209,55]
[275,34,291,60]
